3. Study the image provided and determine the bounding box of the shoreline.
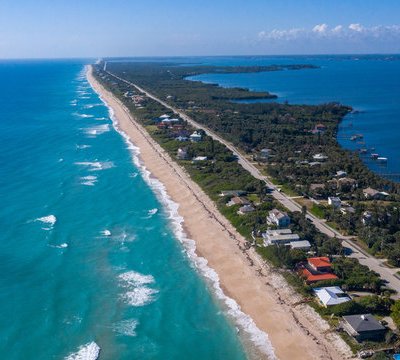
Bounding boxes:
[87,65,352,360]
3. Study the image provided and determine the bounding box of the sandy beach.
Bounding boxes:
[87,65,352,360]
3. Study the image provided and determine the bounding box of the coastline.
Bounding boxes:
[87,65,352,360]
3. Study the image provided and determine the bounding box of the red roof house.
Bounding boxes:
[300,257,339,284]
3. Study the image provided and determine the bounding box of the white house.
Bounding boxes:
[177,148,188,160]
[267,209,291,227]
[237,205,255,215]
[313,287,351,307]
[313,153,328,161]
[262,229,299,246]
[328,197,342,208]
[190,131,202,142]
[290,240,311,251]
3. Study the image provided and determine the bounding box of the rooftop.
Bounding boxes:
[343,314,385,333]
[308,257,332,269]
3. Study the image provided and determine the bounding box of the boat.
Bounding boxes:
[371,153,379,159]
[359,148,368,154]
[377,157,388,163]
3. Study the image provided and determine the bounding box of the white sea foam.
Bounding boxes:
[70,99,78,106]
[80,175,98,186]
[119,271,157,307]
[83,124,110,137]
[84,104,102,109]
[76,144,91,149]
[144,208,158,219]
[35,215,57,230]
[101,229,112,236]
[74,112,94,119]
[65,342,100,360]
[95,117,107,121]
[88,69,276,358]
[50,243,68,249]
[119,271,155,287]
[112,319,138,337]
[123,288,158,307]
[74,161,114,171]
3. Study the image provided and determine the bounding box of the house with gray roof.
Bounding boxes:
[341,314,386,342]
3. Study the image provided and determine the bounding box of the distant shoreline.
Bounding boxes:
[87,65,352,360]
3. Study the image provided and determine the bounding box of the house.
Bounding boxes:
[337,177,358,191]
[237,205,255,215]
[313,153,328,161]
[308,257,332,272]
[176,148,188,160]
[267,209,291,227]
[175,136,189,142]
[159,114,170,119]
[362,211,373,225]
[336,170,347,178]
[313,286,351,307]
[257,148,271,162]
[290,240,311,251]
[227,196,250,207]
[340,206,355,215]
[328,197,342,208]
[312,123,327,134]
[310,183,325,198]
[341,314,386,342]
[192,156,207,162]
[363,187,389,200]
[301,257,339,284]
[262,229,300,246]
[190,131,202,142]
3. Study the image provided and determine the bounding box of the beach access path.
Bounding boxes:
[88,66,352,360]
[104,64,400,298]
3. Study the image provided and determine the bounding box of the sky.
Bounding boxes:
[1,0,400,58]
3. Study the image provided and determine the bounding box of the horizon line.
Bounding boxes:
[1,52,400,61]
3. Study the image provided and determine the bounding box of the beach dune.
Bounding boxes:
[87,65,351,360]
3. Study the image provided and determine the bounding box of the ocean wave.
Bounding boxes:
[70,100,78,106]
[35,215,57,230]
[83,124,110,137]
[74,112,94,119]
[89,70,276,358]
[65,342,100,360]
[84,104,102,109]
[123,288,158,307]
[119,271,158,307]
[49,243,68,249]
[112,319,138,337]
[80,175,97,186]
[95,117,107,121]
[76,144,91,149]
[143,208,158,219]
[119,270,155,287]
[74,161,114,171]
[100,229,112,236]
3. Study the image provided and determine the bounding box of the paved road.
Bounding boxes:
[104,67,400,297]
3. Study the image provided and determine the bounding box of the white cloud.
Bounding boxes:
[312,24,328,33]
[332,25,343,33]
[349,23,363,32]
[257,23,400,42]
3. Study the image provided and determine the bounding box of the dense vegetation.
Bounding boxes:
[102,61,400,265]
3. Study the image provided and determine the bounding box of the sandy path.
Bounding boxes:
[87,66,352,360]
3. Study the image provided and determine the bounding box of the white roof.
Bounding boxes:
[193,156,207,161]
[290,240,311,249]
[313,287,351,306]
[159,114,170,118]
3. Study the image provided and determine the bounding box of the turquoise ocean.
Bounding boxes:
[0,60,275,360]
